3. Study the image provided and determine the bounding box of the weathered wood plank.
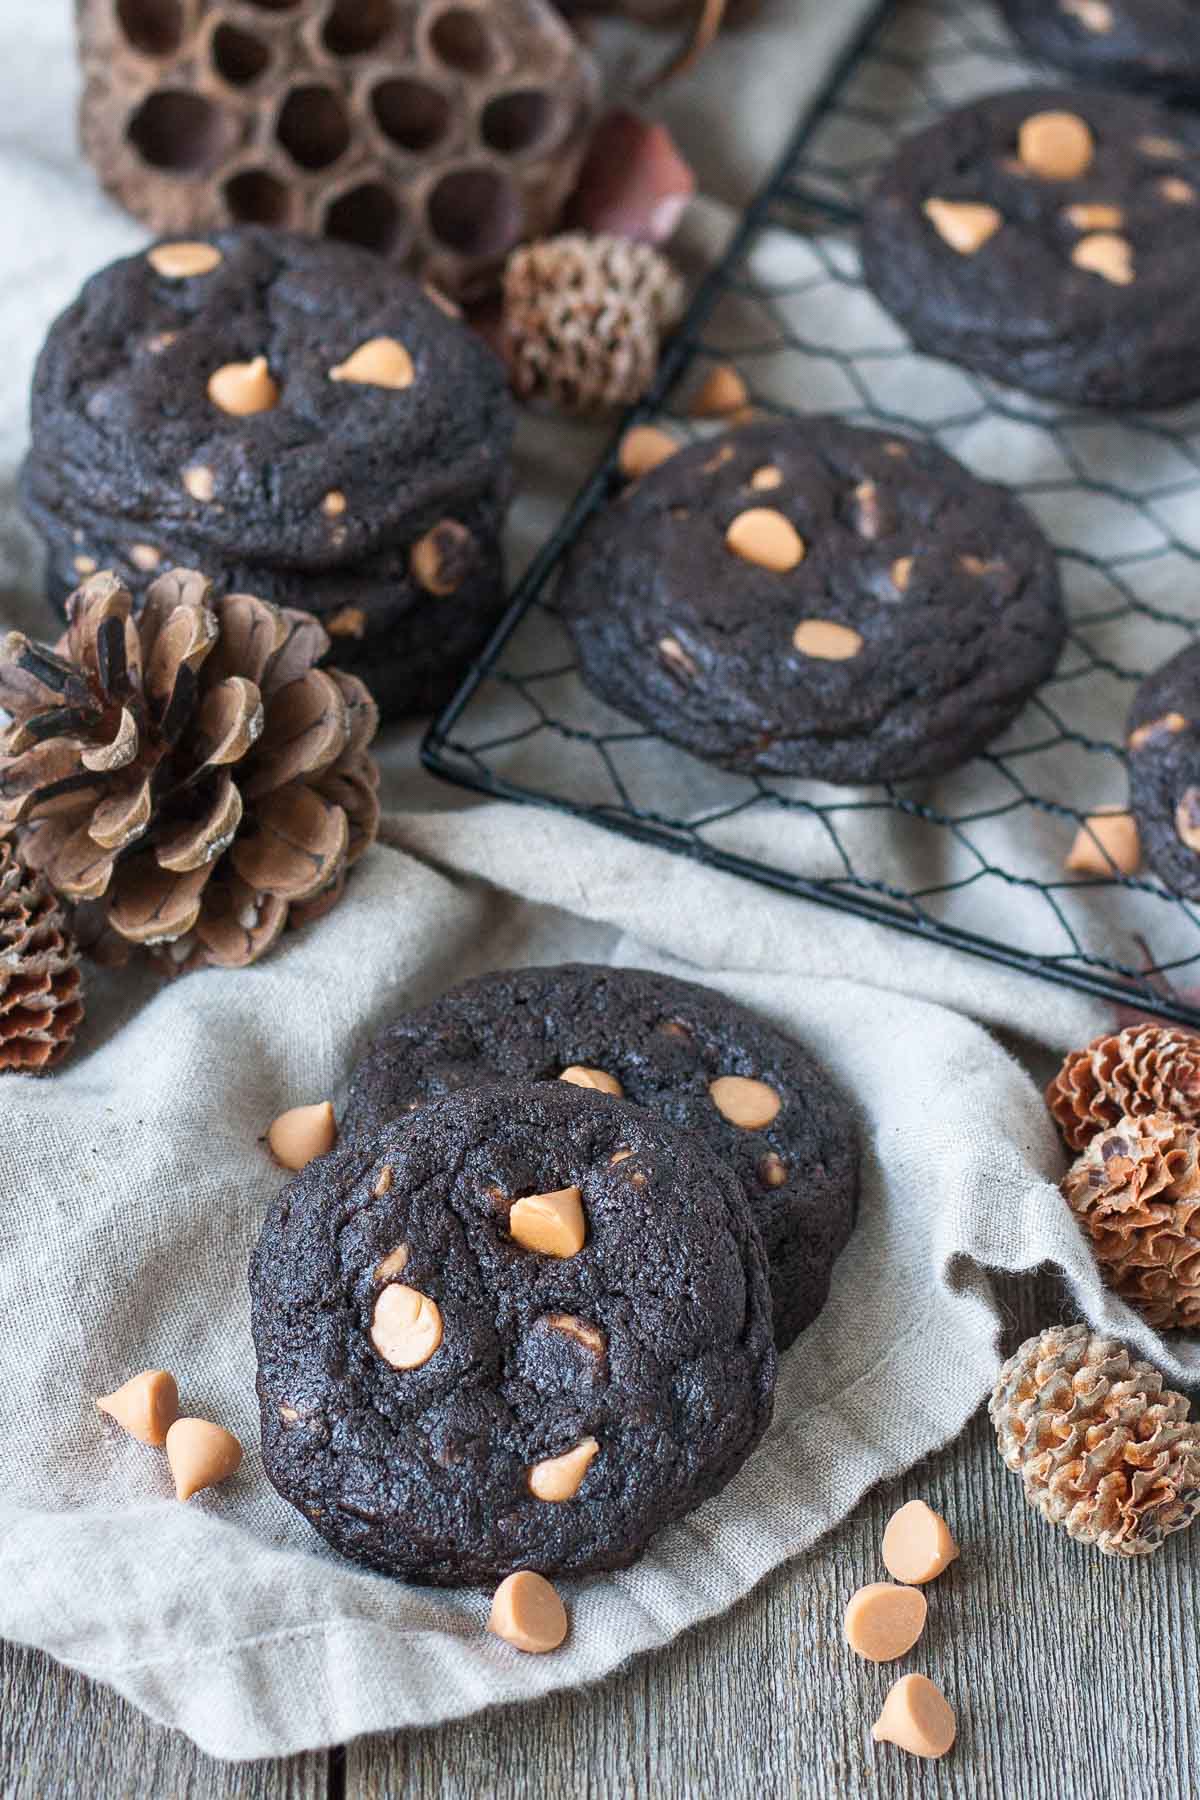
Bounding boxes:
[0,1639,326,1800]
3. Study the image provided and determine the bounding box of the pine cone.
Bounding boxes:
[503,232,685,413]
[990,1323,1200,1556]
[0,841,84,1071]
[0,570,380,976]
[1061,1112,1200,1330]
[1046,1023,1200,1152]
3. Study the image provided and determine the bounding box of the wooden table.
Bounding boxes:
[4,1271,1194,1799]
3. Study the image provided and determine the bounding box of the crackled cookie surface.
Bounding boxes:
[1001,1,1200,102]
[343,962,860,1350]
[1127,643,1200,897]
[557,419,1063,784]
[862,87,1200,408]
[250,1082,776,1586]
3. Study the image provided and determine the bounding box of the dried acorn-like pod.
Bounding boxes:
[1062,1112,1200,1330]
[1046,1023,1200,1153]
[0,570,379,975]
[0,840,84,1071]
[990,1323,1200,1556]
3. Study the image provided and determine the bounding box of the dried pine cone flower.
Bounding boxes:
[1061,1112,1200,1330]
[1046,1022,1200,1153]
[0,839,83,1071]
[990,1323,1200,1556]
[503,232,686,414]
[0,571,380,975]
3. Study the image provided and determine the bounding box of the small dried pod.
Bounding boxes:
[0,840,84,1072]
[989,1322,1200,1555]
[1046,1023,1200,1153]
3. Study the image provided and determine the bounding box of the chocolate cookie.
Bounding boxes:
[557,419,1064,784]
[250,1081,776,1586]
[343,962,859,1351]
[862,87,1200,409]
[1127,643,1200,896]
[1000,1,1200,102]
[26,228,514,569]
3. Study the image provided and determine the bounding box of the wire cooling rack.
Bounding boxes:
[423,0,1200,1027]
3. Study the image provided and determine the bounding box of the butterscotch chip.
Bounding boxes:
[1140,136,1185,159]
[370,1283,443,1369]
[882,1499,959,1585]
[96,1369,179,1447]
[1160,178,1197,205]
[207,355,279,417]
[148,242,223,279]
[509,1186,586,1258]
[1065,808,1141,875]
[922,198,1002,255]
[165,1417,243,1501]
[528,1434,599,1501]
[843,1582,928,1662]
[489,1571,568,1654]
[322,489,348,518]
[73,554,98,576]
[1176,788,1200,853]
[374,1244,410,1283]
[658,635,698,680]
[709,1075,781,1130]
[423,282,462,319]
[792,619,864,661]
[329,336,414,389]
[1063,0,1113,29]
[325,606,367,639]
[559,1065,623,1096]
[129,543,162,572]
[1128,711,1187,752]
[618,424,680,481]
[182,464,215,502]
[546,1313,606,1356]
[725,508,805,573]
[1064,202,1123,231]
[1071,232,1134,285]
[690,363,748,417]
[267,1100,337,1170]
[759,1151,788,1188]
[410,520,473,596]
[750,465,783,491]
[373,1165,394,1198]
[891,556,914,593]
[1018,110,1094,181]
[872,1674,957,1760]
[610,1148,635,1165]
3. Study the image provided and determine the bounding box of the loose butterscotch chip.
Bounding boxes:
[1160,177,1197,205]
[1019,110,1094,181]
[489,1571,568,1654]
[792,619,864,661]
[207,355,279,417]
[129,543,162,572]
[618,424,679,481]
[73,554,98,576]
[546,1314,606,1356]
[1071,232,1134,285]
[96,1369,179,1447]
[882,1500,959,1585]
[750,465,783,491]
[690,363,749,417]
[891,556,914,593]
[165,1418,243,1501]
[1176,787,1200,853]
[1065,808,1141,876]
[725,508,805,573]
[148,242,223,279]
[411,520,472,596]
[322,490,347,518]
[559,1065,623,1097]
[1064,203,1123,232]
[374,1244,410,1283]
[872,1674,957,1760]
[658,635,698,680]
[709,1075,781,1130]
[1128,711,1187,752]
[267,1100,337,1170]
[371,1284,443,1369]
[528,1435,599,1501]
[325,606,366,639]
[510,1186,586,1258]
[759,1152,788,1188]
[183,464,215,502]
[330,336,414,389]
[922,198,1003,255]
[843,1582,928,1662]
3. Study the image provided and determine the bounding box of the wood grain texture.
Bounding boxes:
[3,1273,1196,1799]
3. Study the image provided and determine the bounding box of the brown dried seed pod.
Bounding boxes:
[76,0,599,302]
[0,569,379,976]
[0,840,84,1072]
[990,1322,1200,1556]
[1061,1111,1200,1330]
[1046,1023,1200,1152]
[503,231,685,413]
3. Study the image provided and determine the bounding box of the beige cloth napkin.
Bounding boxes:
[2,0,1195,1764]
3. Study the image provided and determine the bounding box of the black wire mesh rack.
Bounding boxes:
[422,0,1200,1028]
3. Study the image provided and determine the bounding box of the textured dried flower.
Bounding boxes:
[0,840,83,1071]
[1046,1023,1200,1152]
[990,1322,1200,1556]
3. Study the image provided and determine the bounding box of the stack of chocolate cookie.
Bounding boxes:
[20,228,515,721]
[250,964,861,1585]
